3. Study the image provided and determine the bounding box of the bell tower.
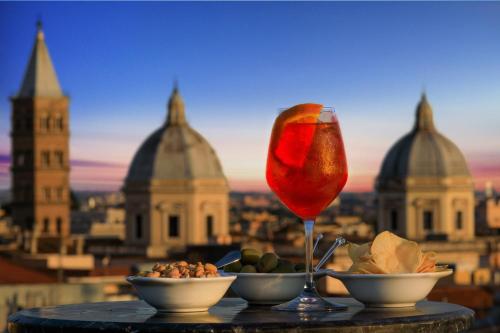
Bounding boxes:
[10,21,70,242]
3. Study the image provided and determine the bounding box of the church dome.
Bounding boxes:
[126,87,226,182]
[376,94,470,188]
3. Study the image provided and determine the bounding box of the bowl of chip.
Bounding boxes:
[329,268,452,307]
[330,231,453,307]
[127,261,236,312]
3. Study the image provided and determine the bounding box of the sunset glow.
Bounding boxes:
[1,2,499,193]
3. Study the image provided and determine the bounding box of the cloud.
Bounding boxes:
[0,153,128,191]
[70,159,127,168]
[0,151,499,192]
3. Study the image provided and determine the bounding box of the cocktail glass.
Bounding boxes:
[266,105,348,312]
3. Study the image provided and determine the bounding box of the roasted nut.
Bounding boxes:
[205,271,219,278]
[167,267,181,278]
[204,263,217,273]
[195,267,205,277]
[153,263,169,273]
[177,261,188,267]
[145,271,161,278]
[140,261,220,279]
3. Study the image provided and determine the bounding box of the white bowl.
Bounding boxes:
[329,269,453,308]
[126,275,236,312]
[223,271,326,305]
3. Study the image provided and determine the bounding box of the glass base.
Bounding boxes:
[272,287,348,312]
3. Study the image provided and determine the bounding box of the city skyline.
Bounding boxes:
[1,2,499,192]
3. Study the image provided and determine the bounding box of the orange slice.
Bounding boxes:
[270,104,323,167]
[275,103,323,128]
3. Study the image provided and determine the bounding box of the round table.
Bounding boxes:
[8,298,474,333]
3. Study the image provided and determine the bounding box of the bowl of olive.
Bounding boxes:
[221,248,326,305]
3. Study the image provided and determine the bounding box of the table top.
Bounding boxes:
[8,298,474,333]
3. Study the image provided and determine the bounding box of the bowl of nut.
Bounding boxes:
[127,261,236,312]
[221,248,326,305]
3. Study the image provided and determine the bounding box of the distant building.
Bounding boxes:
[476,182,500,235]
[88,207,125,240]
[10,22,71,244]
[123,85,229,257]
[334,216,374,240]
[376,94,475,240]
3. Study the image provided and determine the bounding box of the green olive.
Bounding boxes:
[240,265,257,273]
[272,260,296,273]
[241,248,262,265]
[223,261,242,273]
[257,253,279,273]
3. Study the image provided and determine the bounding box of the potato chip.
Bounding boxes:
[347,242,371,262]
[346,231,436,274]
[348,258,387,274]
[417,251,437,273]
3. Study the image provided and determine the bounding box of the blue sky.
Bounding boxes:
[0,1,499,191]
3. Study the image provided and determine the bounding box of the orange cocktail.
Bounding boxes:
[266,103,348,312]
[266,121,347,219]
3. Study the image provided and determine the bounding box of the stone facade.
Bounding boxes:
[10,23,70,240]
[476,183,500,234]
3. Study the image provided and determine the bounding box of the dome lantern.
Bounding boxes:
[414,93,436,132]
[166,84,187,126]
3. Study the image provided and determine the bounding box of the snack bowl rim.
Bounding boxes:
[127,275,236,283]
[220,269,328,277]
[329,268,452,279]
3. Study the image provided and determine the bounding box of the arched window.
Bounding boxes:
[43,218,50,233]
[390,210,398,230]
[168,215,179,237]
[41,151,50,167]
[56,187,64,201]
[55,116,64,131]
[135,214,143,239]
[56,218,63,234]
[456,211,463,229]
[40,116,49,131]
[55,151,64,166]
[206,215,214,237]
[423,211,433,230]
[43,187,51,201]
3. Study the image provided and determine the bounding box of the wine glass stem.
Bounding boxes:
[304,219,315,291]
